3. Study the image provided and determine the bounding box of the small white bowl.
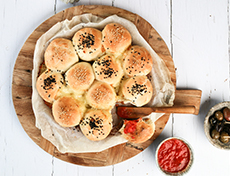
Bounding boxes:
[204,101,230,150]
[155,137,193,176]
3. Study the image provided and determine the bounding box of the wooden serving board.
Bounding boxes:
[12,5,201,166]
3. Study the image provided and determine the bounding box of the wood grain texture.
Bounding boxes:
[12,5,179,166]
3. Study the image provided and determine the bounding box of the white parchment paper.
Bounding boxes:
[32,14,175,153]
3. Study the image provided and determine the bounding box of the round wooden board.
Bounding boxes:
[12,5,176,166]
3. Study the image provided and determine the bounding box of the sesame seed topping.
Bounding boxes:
[77,33,95,50]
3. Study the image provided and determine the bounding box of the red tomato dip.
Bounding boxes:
[157,138,190,173]
[124,119,139,139]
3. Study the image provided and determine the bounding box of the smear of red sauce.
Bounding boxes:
[157,138,190,173]
[124,120,139,139]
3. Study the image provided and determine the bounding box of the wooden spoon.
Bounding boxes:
[116,106,197,119]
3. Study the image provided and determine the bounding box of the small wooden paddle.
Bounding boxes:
[117,106,196,119]
[117,89,202,119]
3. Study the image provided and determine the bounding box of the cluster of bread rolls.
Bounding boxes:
[36,23,155,143]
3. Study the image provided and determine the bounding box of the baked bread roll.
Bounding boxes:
[52,96,86,127]
[36,70,64,103]
[102,23,132,57]
[120,118,154,143]
[80,109,112,141]
[65,62,95,94]
[72,28,105,61]
[44,38,79,72]
[86,81,116,109]
[93,55,123,87]
[121,76,153,107]
[122,45,153,77]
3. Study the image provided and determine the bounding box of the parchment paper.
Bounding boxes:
[32,14,175,153]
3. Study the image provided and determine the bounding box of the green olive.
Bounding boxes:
[215,111,224,121]
[211,129,220,139]
[220,131,230,143]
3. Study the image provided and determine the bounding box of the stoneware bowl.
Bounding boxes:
[155,137,193,176]
[204,101,230,150]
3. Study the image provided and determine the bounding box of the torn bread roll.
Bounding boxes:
[120,118,154,143]
[44,38,79,72]
[52,96,86,127]
[80,109,112,141]
[93,55,123,87]
[72,28,105,61]
[121,75,153,107]
[86,81,116,110]
[65,62,95,94]
[36,70,64,103]
[122,45,153,77]
[102,23,132,57]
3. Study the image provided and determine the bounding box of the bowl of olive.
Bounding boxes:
[204,101,230,149]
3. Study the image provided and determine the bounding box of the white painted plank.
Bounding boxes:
[0,0,57,176]
[172,0,230,175]
[56,0,113,14]
[52,158,113,176]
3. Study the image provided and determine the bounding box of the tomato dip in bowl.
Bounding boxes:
[155,137,193,175]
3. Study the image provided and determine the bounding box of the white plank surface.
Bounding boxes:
[0,0,230,175]
[172,0,230,175]
[0,1,57,175]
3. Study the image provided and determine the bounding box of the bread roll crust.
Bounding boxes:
[72,28,105,61]
[36,24,157,143]
[120,118,154,143]
[102,23,132,57]
[122,45,153,77]
[65,62,95,93]
[80,109,112,141]
[93,55,123,86]
[52,96,86,127]
[44,38,79,72]
[86,81,116,109]
[36,70,64,103]
[121,76,153,107]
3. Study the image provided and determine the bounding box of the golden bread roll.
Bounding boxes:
[122,45,153,77]
[65,62,95,94]
[93,55,123,87]
[72,28,105,61]
[121,76,153,107]
[120,118,154,143]
[52,96,86,127]
[80,109,112,141]
[102,23,132,57]
[86,81,116,109]
[44,38,79,72]
[36,70,64,103]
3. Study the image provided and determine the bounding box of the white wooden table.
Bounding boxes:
[1,0,230,175]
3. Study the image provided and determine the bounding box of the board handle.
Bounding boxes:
[116,89,202,119]
[116,106,196,119]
